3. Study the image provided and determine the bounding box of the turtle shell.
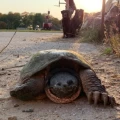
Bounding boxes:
[20,50,92,82]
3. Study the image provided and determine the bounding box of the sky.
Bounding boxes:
[0,0,103,19]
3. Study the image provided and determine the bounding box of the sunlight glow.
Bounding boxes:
[76,0,102,13]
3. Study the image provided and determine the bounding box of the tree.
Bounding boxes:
[13,13,21,28]
[0,12,61,29]
[0,21,7,29]
[33,13,44,29]
[51,17,61,30]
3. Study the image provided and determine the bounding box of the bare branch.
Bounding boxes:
[0,31,17,54]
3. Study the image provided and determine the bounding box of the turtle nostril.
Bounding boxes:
[57,82,61,86]
[67,80,74,85]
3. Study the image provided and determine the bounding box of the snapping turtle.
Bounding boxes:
[10,50,115,106]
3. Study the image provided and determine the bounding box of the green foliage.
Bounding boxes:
[33,13,44,28]
[51,18,61,30]
[0,12,21,29]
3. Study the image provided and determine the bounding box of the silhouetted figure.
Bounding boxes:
[61,10,71,38]
[61,9,84,38]
[70,9,84,37]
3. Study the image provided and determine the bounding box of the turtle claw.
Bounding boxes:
[87,91,116,107]
[101,92,108,107]
[87,92,93,104]
[93,91,100,105]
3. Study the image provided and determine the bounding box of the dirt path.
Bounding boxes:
[0,32,120,120]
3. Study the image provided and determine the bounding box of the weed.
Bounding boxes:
[101,47,113,55]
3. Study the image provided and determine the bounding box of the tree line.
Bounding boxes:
[0,12,61,29]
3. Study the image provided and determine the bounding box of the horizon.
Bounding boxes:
[0,0,103,19]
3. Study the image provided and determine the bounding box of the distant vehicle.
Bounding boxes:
[43,22,52,30]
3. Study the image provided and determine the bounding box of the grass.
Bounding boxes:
[104,23,120,57]
[0,29,62,33]
[109,34,120,57]
[80,28,101,43]
[101,47,113,55]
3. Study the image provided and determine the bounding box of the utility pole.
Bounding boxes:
[101,0,106,39]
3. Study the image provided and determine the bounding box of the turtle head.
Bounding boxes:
[48,72,80,98]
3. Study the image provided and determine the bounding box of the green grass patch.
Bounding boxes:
[101,47,113,55]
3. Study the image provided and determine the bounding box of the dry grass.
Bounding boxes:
[104,23,120,57]
[110,34,120,57]
[80,28,100,43]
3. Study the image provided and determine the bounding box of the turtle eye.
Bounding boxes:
[57,83,61,86]
[67,80,73,85]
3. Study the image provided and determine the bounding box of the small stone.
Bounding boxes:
[14,104,19,107]
[115,60,120,63]
[94,62,98,65]
[22,109,34,112]
[8,116,17,120]
[1,68,5,71]
[13,54,19,58]
[0,71,6,75]
[72,113,76,116]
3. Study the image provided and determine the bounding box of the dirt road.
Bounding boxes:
[0,32,120,120]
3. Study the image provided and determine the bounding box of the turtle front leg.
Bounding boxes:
[10,78,45,101]
[80,69,116,107]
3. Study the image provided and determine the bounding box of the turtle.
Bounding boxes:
[10,49,116,106]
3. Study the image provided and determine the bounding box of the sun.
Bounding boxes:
[75,0,102,13]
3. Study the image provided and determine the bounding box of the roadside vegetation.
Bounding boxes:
[80,11,120,58]
[80,28,100,43]
[81,26,120,57]
[0,12,61,30]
